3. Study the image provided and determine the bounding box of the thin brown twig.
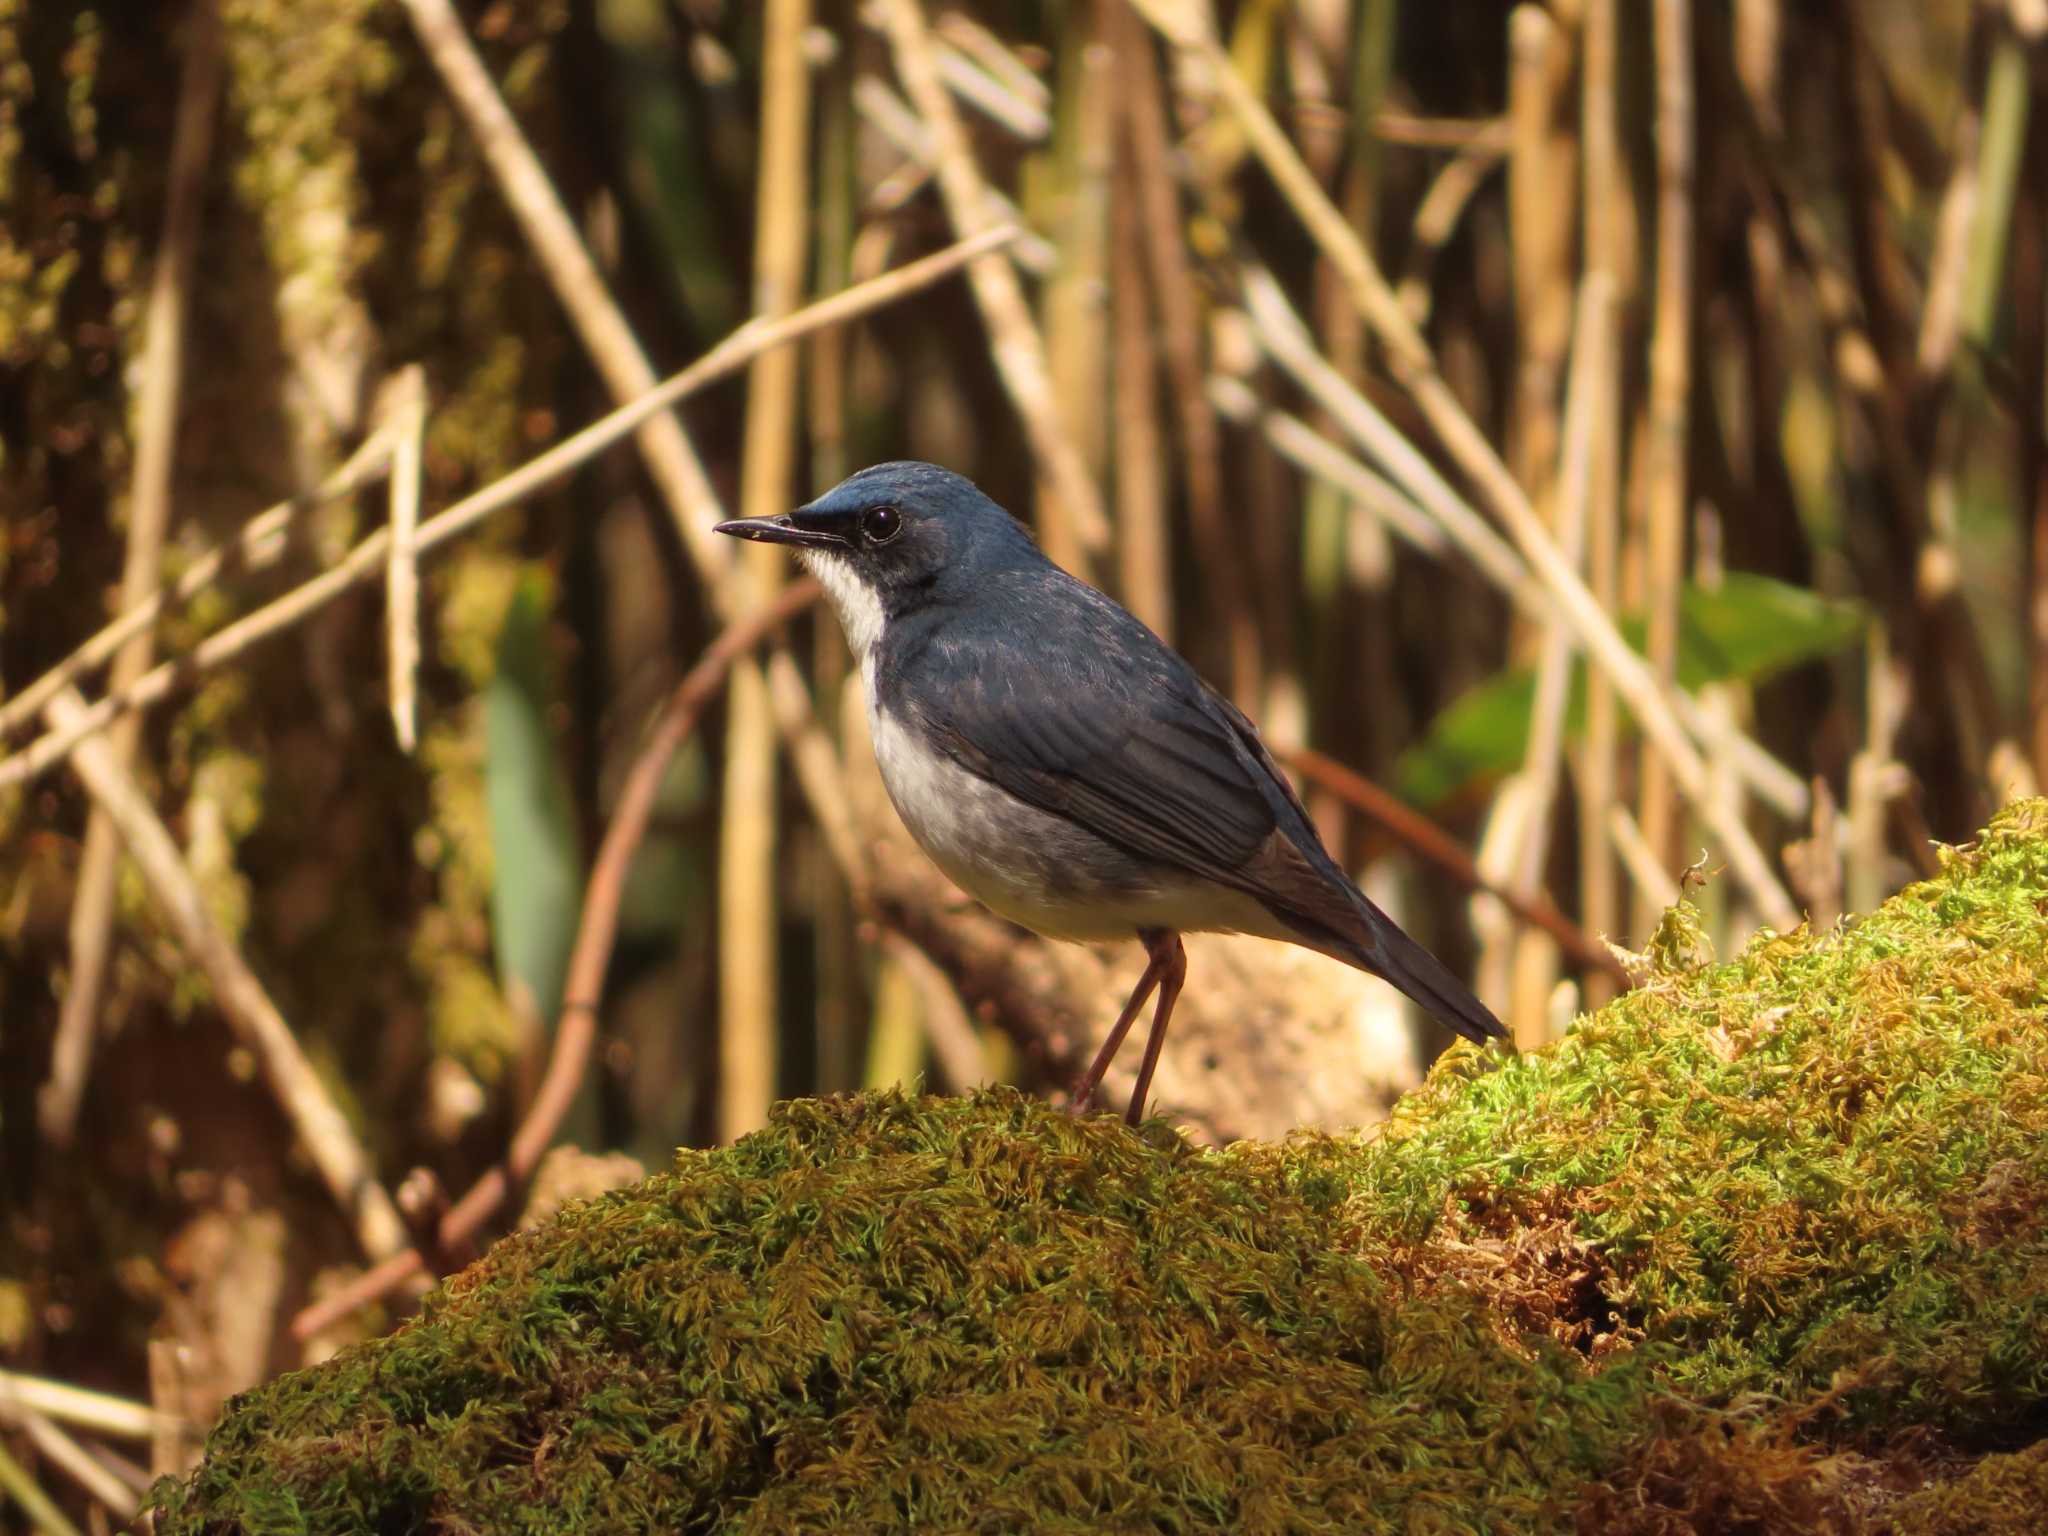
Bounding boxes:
[288,581,821,1342]
[1281,746,1628,982]
[0,230,1015,791]
[46,688,406,1261]
[40,0,223,1149]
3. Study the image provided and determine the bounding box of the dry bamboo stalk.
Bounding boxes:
[872,0,1109,558]
[809,41,859,1094]
[0,1375,176,1445]
[0,233,1017,791]
[1506,4,1577,518]
[383,366,428,753]
[1503,276,1617,1041]
[883,933,988,1090]
[1114,0,1255,703]
[0,434,393,742]
[933,33,1051,141]
[1607,804,1681,913]
[1635,0,1697,931]
[1578,0,1624,976]
[1962,24,2033,348]
[1915,11,1985,383]
[934,12,1052,116]
[1396,128,1510,323]
[1205,376,1450,558]
[852,77,1059,274]
[46,688,406,1260]
[0,1407,135,1524]
[1135,0,1798,932]
[41,0,223,1150]
[1112,109,1173,637]
[1242,270,1532,596]
[0,1440,80,1536]
[1039,11,1115,574]
[864,949,926,1090]
[720,0,813,1142]
[397,0,729,578]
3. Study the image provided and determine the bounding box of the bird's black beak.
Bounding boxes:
[712,513,849,551]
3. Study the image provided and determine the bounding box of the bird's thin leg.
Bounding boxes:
[1068,932,1173,1114]
[1123,933,1186,1126]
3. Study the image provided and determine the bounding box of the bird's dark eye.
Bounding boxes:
[861,505,903,544]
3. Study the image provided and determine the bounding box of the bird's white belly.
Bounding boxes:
[867,696,1292,945]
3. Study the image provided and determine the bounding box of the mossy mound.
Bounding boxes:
[151,804,2048,1533]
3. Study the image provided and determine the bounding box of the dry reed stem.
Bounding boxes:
[396,0,727,579]
[1500,276,1616,1042]
[0,1402,135,1524]
[1143,6,1797,928]
[46,688,407,1261]
[1112,122,1173,636]
[0,434,393,743]
[1578,0,1623,973]
[720,0,812,1143]
[1241,270,1531,596]
[853,78,1058,274]
[766,647,867,892]
[1041,12,1115,573]
[40,0,224,1151]
[872,0,1110,558]
[288,581,821,1341]
[1636,0,1697,916]
[383,366,427,753]
[1506,5,1576,514]
[1606,804,1681,912]
[0,233,1015,791]
[1396,129,1509,323]
[1113,0,1254,702]
[0,1440,79,1536]
[1962,25,2032,346]
[934,12,1052,117]
[1915,8,1985,383]
[933,32,1051,140]
[1205,376,1449,558]
[882,932,989,1090]
[0,1374,176,1445]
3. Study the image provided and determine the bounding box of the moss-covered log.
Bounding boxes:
[150,803,2048,1533]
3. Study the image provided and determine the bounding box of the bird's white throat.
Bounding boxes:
[801,549,885,661]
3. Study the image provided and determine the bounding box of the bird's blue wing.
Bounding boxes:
[884,577,1284,885]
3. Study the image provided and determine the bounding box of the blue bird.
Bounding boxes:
[717,462,1507,1124]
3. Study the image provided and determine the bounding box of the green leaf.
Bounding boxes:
[485,572,582,1022]
[1395,574,1865,806]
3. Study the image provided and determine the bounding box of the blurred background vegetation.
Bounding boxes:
[2,0,2043,1522]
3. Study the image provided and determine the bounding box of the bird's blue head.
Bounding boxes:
[714,461,1041,657]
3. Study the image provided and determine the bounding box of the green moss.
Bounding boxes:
[150,804,2048,1533]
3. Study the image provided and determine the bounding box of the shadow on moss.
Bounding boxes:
[151,802,2048,1533]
